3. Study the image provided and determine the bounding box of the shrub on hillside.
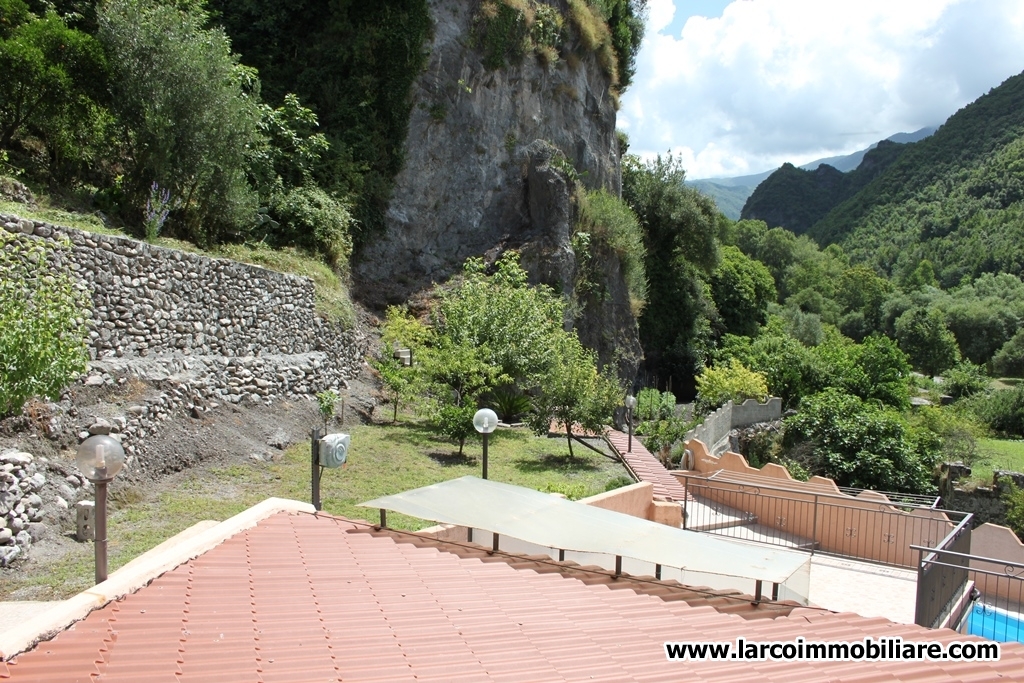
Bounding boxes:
[971,386,1024,438]
[942,361,989,399]
[0,233,89,416]
[695,358,768,413]
[992,329,1024,378]
[271,185,353,270]
[782,388,937,493]
[575,187,647,314]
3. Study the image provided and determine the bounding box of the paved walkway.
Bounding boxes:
[605,429,690,502]
[809,554,918,624]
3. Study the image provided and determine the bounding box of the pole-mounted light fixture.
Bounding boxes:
[473,408,499,479]
[625,394,637,453]
[76,435,125,584]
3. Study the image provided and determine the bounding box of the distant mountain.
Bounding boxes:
[807,70,1024,287]
[687,127,936,219]
[740,139,909,235]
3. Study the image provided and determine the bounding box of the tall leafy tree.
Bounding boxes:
[0,4,108,179]
[99,0,261,242]
[894,306,961,377]
[622,153,719,396]
[710,245,776,338]
[782,388,937,493]
[527,331,622,457]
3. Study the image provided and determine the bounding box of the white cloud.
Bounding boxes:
[619,0,1024,179]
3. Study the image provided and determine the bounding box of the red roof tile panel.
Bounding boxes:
[5,510,1024,682]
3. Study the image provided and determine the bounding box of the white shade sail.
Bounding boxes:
[361,476,810,585]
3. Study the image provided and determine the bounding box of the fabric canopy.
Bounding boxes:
[361,476,810,585]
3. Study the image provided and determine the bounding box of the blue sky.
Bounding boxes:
[619,0,1024,179]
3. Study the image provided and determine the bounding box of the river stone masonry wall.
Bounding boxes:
[0,212,361,362]
[1,212,364,365]
[1,212,368,461]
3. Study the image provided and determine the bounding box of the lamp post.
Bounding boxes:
[625,395,637,453]
[473,408,498,480]
[76,435,125,584]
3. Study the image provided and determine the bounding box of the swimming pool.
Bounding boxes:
[966,603,1024,644]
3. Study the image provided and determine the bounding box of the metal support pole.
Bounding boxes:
[753,580,763,604]
[614,555,622,578]
[655,564,662,580]
[810,494,819,555]
[558,549,565,562]
[482,433,489,480]
[468,528,473,543]
[379,508,387,528]
[627,408,633,453]
[682,476,689,530]
[491,533,499,554]
[311,428,322,511]
[772,583,779,601]
[94,479,109,584]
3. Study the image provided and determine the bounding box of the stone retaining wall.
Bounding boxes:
[685,398,783,456]
[1,212,365,369]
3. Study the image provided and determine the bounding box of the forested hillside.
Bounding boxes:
[809,69,1024,287]
[741,140,908,234]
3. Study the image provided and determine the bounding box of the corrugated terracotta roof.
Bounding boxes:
[4,511,1023,682]
[606,429,691,502]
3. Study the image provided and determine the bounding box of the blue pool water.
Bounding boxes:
[966,603,1024,644]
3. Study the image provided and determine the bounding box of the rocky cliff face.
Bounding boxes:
[353,0,639,377]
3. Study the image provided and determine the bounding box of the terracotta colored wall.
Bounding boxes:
[579,482,654,519]
[651,500,682,527]
[679,440,955,568]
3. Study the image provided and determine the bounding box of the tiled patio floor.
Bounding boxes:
[808,553,918,624]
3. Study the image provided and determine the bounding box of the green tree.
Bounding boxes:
[695,358,768,412]
[895,307,961,377]
[0,232,89,416]
[373,357,411,423]
[710,245,776,337]
[718,323,827,409]
[419,339,497,455]
[0,7,108,178]
[814,334,912,409]
[622,153,719,394]
[208,0,432,239]
[249,93,330,191]
[972,386,1024,438]
[437,253,564,384]
[754,227,798,288]
[945,299,1016,366]
[99,0,261,242]
[993,329,1024,378]
[782,389,936,493]
[836,265,892,332]
[528,332,621,457]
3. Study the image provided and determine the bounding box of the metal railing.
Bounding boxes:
[835,486,941,509]
[914,547,1024,639]
[912,514,973,629]
[678,474,970,569]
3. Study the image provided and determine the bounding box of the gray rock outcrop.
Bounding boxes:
[354,0,639,377]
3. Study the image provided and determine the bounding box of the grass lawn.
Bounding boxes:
[970,438,1024,486]
[2,420,630,600]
